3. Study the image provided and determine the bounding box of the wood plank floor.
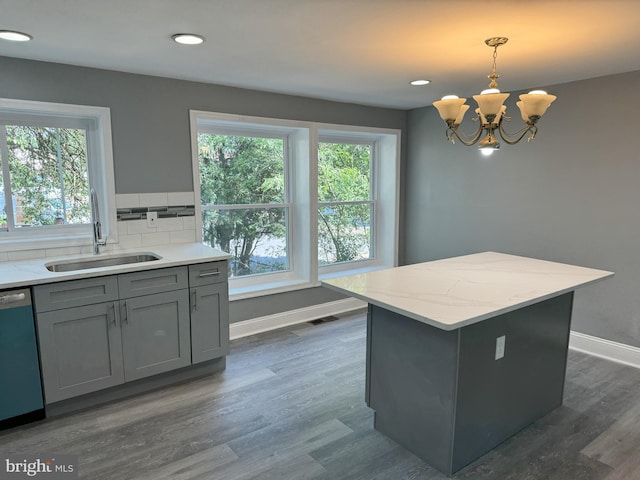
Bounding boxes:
[2,313,640,479]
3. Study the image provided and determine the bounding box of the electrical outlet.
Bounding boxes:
[146,211,158,228]
[495,335,506,360]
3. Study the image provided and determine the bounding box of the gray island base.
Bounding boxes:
[323,252,613,476]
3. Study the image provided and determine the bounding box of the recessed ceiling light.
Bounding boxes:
[410,79,431,86]
[0,30,33,42]
[172,34,205,45]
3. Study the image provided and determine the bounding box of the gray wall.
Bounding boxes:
[0,55,407,323]
[406,70,640,347]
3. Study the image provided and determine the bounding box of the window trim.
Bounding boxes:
[190,110,400,299]
[0,98,116,252]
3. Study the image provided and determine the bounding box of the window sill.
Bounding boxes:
[229,279,317,301]
[228,264,393,301]
[319,263,390,281]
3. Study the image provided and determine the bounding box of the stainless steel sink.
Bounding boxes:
[46,253,162,272]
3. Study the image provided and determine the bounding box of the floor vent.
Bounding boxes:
[309,316,339,325]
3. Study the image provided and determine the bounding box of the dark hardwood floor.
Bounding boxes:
[2,313,640,479]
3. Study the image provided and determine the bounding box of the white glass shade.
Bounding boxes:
[516,101,529,122]
[476,105,506,125]
[473,93,510,116]
[433,97,467,122]
[518,92,557,117]
[454,105,470,125]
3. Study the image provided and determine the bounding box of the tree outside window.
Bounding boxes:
[1,125,90,230]
[318,142,373,265]
[198,133,289,277]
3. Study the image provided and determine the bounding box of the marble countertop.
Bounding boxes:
[322,252,614,330]
[0,243,231,290]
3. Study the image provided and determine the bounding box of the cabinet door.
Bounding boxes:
[37,302,124,404]
[120,290,191,381]
[190,283,229,363]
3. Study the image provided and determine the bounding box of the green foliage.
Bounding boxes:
[199,134,287,276]
[197,136,374,275]
[318,143,372,264]
[3,125,89,227]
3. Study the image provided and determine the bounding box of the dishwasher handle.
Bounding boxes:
[0,289,32,309]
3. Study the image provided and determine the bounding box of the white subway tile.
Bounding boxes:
[116,193,140,209]
[168,191,195,205]
[124,219,155,234]
[139,193,168,207]
[141,231,171,247]
[170,229,196,244]
[156,217,183,232]
[115,234,143,249]
[182,216,197,230]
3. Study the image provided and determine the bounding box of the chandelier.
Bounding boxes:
[433,37,556,155]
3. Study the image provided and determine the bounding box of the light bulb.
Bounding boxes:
[172,34,205,45]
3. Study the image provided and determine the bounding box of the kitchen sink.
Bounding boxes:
[45,252,162,272]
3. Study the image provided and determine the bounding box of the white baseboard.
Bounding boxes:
[230,298,367,340]
[570,331,640,369]
[231,302,640,370]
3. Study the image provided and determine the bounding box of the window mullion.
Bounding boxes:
[0,125,16,231]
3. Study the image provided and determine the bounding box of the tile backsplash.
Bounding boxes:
[112,191,197,250]
[0,192,198,262]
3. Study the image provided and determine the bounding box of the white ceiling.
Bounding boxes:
[2,0,640,109]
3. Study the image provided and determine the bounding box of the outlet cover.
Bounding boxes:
[147,211,158,227]
[495,335,506,360]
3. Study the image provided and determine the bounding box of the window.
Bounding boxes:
[317,141,374,266]
[0,99,115,251]
[198,132,290,278]
[191,111,399,298]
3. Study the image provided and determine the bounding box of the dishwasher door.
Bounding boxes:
[0,288,45,429]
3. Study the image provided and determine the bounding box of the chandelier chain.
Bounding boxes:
[488,45,500,89]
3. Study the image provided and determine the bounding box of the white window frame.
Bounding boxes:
[0,98,116,252]
[190,111,400,299]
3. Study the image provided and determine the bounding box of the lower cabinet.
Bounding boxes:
[121,290,191,381]
[34,262,229,405]
[37,302,125,403]
[191,283,229,363]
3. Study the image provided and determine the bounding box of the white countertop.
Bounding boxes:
[0,243,231,290]
[322,252,614,330]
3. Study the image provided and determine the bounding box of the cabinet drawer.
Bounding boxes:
[33,276,119,312]
[118,266,188,298]
[188,261,228,287]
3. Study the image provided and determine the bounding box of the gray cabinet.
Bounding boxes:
[34,277,123,403]
[33,261,229,405]
[188,261,229,363]
[120,290,191,381]
[35,267,191,403]
[36,301,124,403]
[190,282,229,363]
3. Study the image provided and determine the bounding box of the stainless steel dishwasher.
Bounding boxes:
[0,288,45,429]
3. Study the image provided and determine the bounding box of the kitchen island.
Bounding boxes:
[322,252,613,475]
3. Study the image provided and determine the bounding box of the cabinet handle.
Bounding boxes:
[192,288,198,311]
[109,302,117,327]
[199,270,220,277]
[123,300,130,324]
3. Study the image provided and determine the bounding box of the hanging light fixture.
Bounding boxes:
[433,37,556,154]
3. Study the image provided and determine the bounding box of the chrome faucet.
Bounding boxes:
[90,188,107,254]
